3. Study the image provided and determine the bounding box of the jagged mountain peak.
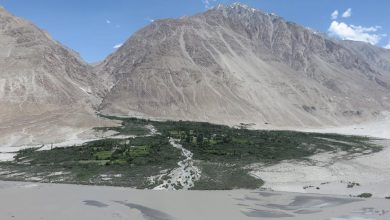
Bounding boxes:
[211,2,278,18]
[226,2,256,11]
[96,3,390,128]
[213,2,260,13]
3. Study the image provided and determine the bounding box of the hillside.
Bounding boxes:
[97,3,390,128]
[0,7,111,147]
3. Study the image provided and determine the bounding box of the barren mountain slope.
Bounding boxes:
[96,4,390,128]
[97,4,390,127]
[0,7,111,147]
[341,40,390,76]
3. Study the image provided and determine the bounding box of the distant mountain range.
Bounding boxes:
[1,3,390,145]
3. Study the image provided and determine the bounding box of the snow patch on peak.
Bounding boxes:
[214,3,274,16]
[228,3,279,17]
[231,2,251,9]
[230,2,259,12]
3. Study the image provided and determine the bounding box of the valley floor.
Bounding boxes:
[300,112,390,140]
[1,115,389,197]
[250,139,390,198]
[0,181,389,220]
[244,115,390,198]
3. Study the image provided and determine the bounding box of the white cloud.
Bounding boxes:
[328,21,382,45]
[106,19,111,24]
[331,10,339,20]
[202,0,216,9]
[113,43,123,49]
[342,8,352,18]
[385,42,390,49]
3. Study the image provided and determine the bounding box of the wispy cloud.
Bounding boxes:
[328,21,383,45]
[331,10,339,20]
[106,19,121,28]
[113,43,123,49]
[342,8,352,18]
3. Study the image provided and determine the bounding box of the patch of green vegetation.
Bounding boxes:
[94,151,112,160]
[0,114,382,190]
[1,135,182,188]
[144,119,380,166]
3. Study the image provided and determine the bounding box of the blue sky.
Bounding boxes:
[1,0,389,62]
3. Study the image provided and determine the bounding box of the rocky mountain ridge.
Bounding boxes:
[96,3,390,128]
[1,3,390,147]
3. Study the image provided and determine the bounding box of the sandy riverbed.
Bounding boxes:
[303,113,390,139]
[246,114,390,198]
[0,181,389,220]
[251,139,390,198]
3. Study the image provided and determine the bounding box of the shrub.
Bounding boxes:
[357,193,372,198]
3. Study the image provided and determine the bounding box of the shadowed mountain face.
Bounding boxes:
[96,3,390,128]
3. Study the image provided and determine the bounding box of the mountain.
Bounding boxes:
[0,7,110,147]
[341,40,390,76]
[2,3,390,148]
[96,3,390,128]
